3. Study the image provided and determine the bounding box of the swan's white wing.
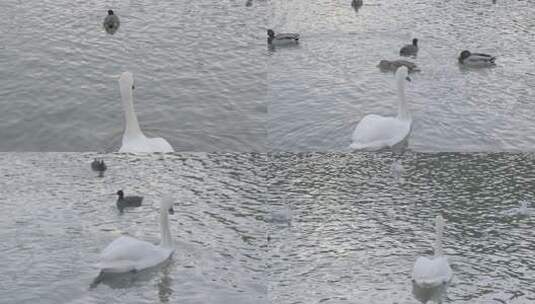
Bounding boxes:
[148,137,174,152]
[412,256,453,288]
[97,236,172,273]
[119,136,174,153]
[351,114,411,150]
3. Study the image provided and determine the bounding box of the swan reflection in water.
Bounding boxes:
[91,258,175,302]
[412,280,449,304]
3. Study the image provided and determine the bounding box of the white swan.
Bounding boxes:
[96,197,175,274]
[118,72,174,153]
[412,215,453,288]
[350,66,412,151]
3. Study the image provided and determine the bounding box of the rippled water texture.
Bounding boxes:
[0,153,267,303]
[267,153,535,303]
[268,0,535,151]
[0,0,267,151]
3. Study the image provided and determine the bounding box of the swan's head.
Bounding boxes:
[108,10,114,15]
[459,50,471,61]
[267,29,275,38]
[161,196,175,214]
[119,72,135,90]
[395,66,411,82]
[412,38,418,46]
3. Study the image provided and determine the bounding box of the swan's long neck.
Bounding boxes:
[434,215,444,256]
[396,78,410,121]
[120,84,144,138]
[159,208,173,249]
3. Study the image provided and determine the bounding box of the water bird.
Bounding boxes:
[116,190,143,211]
[350,66,412,151]
[118,72,174,153]
[502,201,532,216]
[400,38,419,56]
[103,10,120,35]
[351,0,363,10]
[245,0,253,6]
[458,50,496,67]
[267,29,300,46]
[412,215,453,289]
[91,158,107,177]
[95,196,175,277]
[377,60,419,73]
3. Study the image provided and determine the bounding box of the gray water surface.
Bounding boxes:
[0,0,267,151]
[0,153,267,304]
[268,0,535,151]
[267,152,535,304]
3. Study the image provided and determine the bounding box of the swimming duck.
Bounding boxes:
[267,29,300,46]
[377,60,419,73]
[458,50,496,67]
[91,158,107,177]
[116,190,143,212]
[245,0,253,7]
[103,10,120,35]
[351,0,363,10]
[400,38,418,56]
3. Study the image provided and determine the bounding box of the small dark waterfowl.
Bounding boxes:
[400,38,418,56]
[377,60,419,73]
[351,0,363,10]
[245,0,253,7]
[91,158,107,177]
[267,29,300,46]
[103,10,120,35]
[116,190,143,211]
[458,50,496,67]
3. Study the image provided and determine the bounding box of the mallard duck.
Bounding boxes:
[458,50,496,67]
[267,29,299,46]
[103,10,120,35]
[351,0,363,10]
[400,38,418,56]
[116,190,143,212]
[377,60,419,73]
[91,158,107,177]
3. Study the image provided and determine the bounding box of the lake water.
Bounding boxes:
[267,0,535,152]
[267,152,535,303]
[0,153,267,304]
[0,0,267,152]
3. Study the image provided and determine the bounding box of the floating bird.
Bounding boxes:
[458,50,496,67]
[412,215,453,289]
[350,66,412,151]
[351,0,363,10]
[116,190,143,212]
[502,201,532,216]
[245,0,253,7]
[91,158,107,177]
[400,38,419,56]
[377,60,419,73]
[117,72,174,153]
[267,29,300,46]
[95,196,175,278]
[103,10,120,35]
